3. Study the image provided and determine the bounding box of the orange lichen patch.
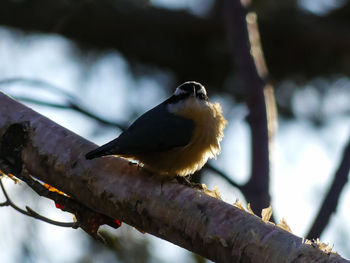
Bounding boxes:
[7,173,20,184]
[277,218,292,233]
[0,169,21,184]
[44,183,70,197]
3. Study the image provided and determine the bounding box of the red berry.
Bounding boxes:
[113,219,122,227]
[55,202,64,210]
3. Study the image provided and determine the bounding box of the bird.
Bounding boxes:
[85,81,227,178]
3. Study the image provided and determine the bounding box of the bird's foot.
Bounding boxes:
[128,161,145,171]
[175,175,203,190]
[128,161,138,166]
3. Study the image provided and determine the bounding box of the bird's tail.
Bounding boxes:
[85,139,119,160]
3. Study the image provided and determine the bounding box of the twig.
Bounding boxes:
[205,163,242,190]
[0,157,121,242]
[0,178,77,227]
[15,96,127,129]
[0,77,127,130]
[306,137,350,239]
[0,78,77,100]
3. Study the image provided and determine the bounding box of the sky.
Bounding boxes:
[0,13,349,262]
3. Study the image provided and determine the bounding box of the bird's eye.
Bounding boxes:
[197,93,207,100]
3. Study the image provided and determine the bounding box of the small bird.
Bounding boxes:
[86,81,227,177]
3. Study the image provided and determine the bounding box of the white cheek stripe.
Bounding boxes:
[197,87,207,96]
[174,87,207,96]
[174,87,187,96]
[167,100,186,114]
[167,97,209,114]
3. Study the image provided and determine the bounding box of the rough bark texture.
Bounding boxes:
[0,91,348,263]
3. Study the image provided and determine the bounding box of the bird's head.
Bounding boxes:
[173,81,208,101]
[166,81,211,115]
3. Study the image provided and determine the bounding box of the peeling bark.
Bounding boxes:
[0,91,348,263]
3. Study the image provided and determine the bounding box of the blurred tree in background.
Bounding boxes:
[0,0,349,262]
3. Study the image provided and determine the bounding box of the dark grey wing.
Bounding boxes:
[85,102,194,159]
[115,102,194,154]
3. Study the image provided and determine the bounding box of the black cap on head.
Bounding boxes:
[167,81,208,104]
[174,81,206,96]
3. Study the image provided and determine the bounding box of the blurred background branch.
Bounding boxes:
[225,0,272,215]
[0,178,77,228]
[1,0,350,85]
[0,78,127,130]
[307,137,350,239]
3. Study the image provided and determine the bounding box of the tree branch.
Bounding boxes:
[224,0,275,215]
[0,91,348,262]
[1,77,245,193]
[307,137,350,239]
